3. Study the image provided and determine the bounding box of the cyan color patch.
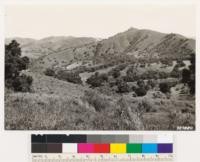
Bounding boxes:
[142,144,158,153]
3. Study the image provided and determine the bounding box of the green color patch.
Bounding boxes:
[126,144,142,153]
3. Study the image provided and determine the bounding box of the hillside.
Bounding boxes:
[5,36,96,59]
[93,28,195,62]
[20,28,195,71]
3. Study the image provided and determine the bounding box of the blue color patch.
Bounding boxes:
[142,144,158,153]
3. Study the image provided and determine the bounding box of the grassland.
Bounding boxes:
[5,62,195,130]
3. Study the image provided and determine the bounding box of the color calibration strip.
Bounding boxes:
[31,134,173,154]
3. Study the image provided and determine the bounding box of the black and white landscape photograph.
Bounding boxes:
[5,4,196,130]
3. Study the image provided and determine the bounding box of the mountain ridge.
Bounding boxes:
[6,27,195,70]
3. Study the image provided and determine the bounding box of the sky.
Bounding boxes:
[5,4,196,39]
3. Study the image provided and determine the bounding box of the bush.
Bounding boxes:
[177,60,186,67]
[140,63,145,68]
[132,85,137,91]
[109,64,126,78]
[44,68,55,76]
[170,65,181,78]
[137,99,153,114]
[12,74,33,92]
[125,66,139,82]
[140,71,157,80]
[188,54,195,95]
[160,59,173,66]
[87,74,103,87]
[86,72,108,87]
[147,79,156,89]
[141,70,169,80]
[159,82,170,94]
[137,79,145,88]
[113,97,144,130]
[84,90,109,112]
[158,71,169,79]
[135,87,147,96]
[56,70,82,84]
[99,73,108,81]
[116,79,131,93]
[189,54,195,74]
[111,69,120,78]
[189,78,195,95]
[182,68,191,83]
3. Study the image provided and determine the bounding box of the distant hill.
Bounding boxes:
[5,36,97,59]
[5,37,36,46]
[6,27,195,71]
[92,28,195,62]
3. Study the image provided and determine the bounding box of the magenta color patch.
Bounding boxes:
[78,143,94,153]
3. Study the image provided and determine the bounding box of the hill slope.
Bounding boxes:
[5,36,96,59]
[93,28,195,62]
[7,28,195,71]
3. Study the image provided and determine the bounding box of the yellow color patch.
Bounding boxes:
[110,143,126,153]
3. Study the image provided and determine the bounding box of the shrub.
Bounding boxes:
[140,71,154,80]
[189,79,195,95]
[99,73,108,81]
[189,54,195,74]
[86,72,108,87]
[170,65,181,78]
[56,70,82,84]
[182,68,191,84]
[117,64,127,70]
[137,79,145,88]
[168,110,195,130]
[177,60,186,67]
[135,87,147,96]
[116,79,131,93]
[87,74,103,87]
[132,85,137,91]
[111,69,120,78]
[12,74,33,92]
[113,97,144,130]
[140,63,145,68]
[44,68,55,76]
[159,82,170,94]
[188,54,195,95]
[147,79,156,89]
[158,71,169,79]
[125,66,139,82]
[137,99,153,114]
[160,59,173,66]
[84,90,109,112]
